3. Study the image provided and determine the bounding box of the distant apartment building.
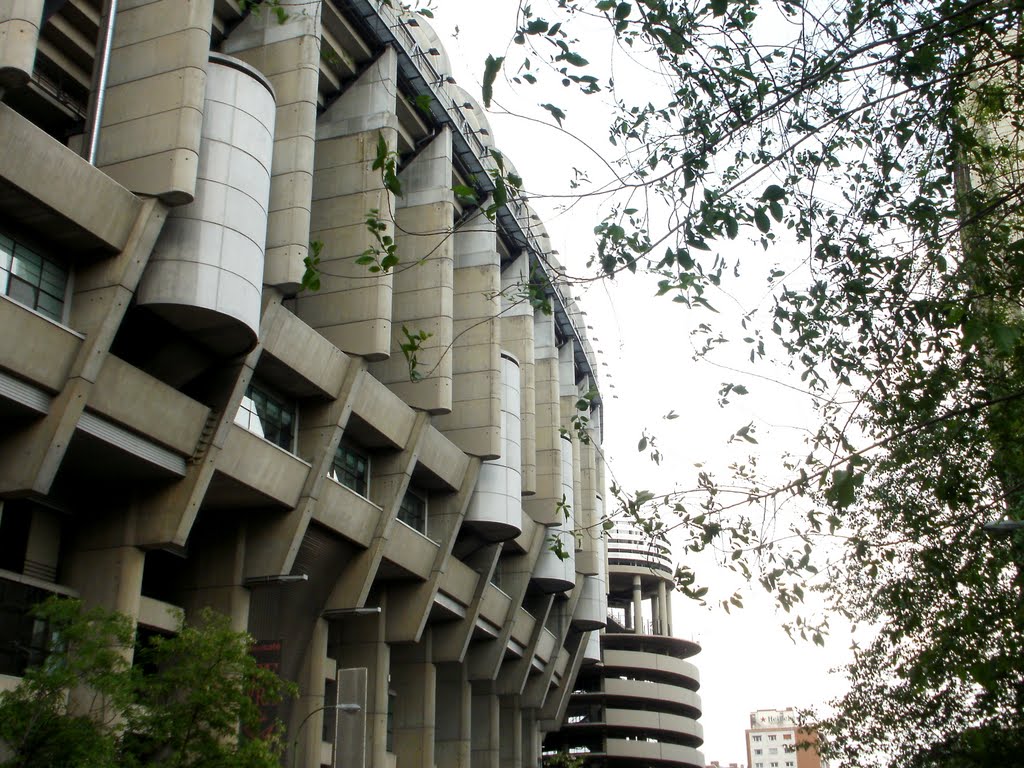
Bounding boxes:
[745,709,823,768]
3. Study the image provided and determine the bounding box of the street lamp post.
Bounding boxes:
[292,702,362,768]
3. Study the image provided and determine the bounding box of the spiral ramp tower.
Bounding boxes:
[543,523,705,768]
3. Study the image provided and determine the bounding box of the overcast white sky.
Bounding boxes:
[427,3,855,763]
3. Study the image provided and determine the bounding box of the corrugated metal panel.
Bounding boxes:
[0,371,51,413]
[78,411,186,476]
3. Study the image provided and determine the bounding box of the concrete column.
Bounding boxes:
[632,575,643,635]
[180,523,250,632]
[291,619,329,768]
[435,662,472,768]
[499,695,522,768]
[222,1,323,291]
[520,709,541,768]
[657,580,669,636]
[65,513,146,656]
[392,635,436,768]
[471,682,500,768]
[523,309,561,525]
[96,0,214,202]
[369,128,455,412]
[666,589,674,637]
[651,591,660,636]
[299,47,399,358]
[23,505,61,581]
[499,253,537,493]
[433,208,502,458]
[333,613,390,768]
[0,0,44,89]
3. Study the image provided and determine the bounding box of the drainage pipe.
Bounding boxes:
[84,0,118,165]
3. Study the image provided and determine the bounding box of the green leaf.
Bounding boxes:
[482,55,504,108]
[540,103,567,126]
[754,207,771,233]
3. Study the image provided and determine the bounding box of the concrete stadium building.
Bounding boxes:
[543,525,705,768]
[0,1,620,766]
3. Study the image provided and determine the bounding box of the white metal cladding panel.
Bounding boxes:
[604,708,704,741]
[603,648,701,684]
[136,55,275,355]
[573,574,606,629]
[582,629,601,664]
[465,353,522,538]
[560,433,576,582]
[606,738,705,768]
[602,679,703,714]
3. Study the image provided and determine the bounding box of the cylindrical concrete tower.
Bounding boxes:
[544,521,705,768]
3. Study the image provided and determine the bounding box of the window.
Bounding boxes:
[769,735,778,741]
[234,382,296,452]
[386,688,396,752]
[331,440,369,496]
[786,762,795,767]
[770,762,779,767]
[397,489,427,534]
[753,735,763,742]
[0,233,67,322]
[783,734,793,740]
[754,749,763,755]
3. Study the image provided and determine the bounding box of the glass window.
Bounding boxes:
[234,382,296,452]
[0,233,68,322]
[386,689,396,753]
[769,735,777,741]
[397,489,427,534]
[755,749,763,755]
[753,735,763,742]
[331,440,369,496]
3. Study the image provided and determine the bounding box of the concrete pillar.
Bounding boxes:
[471,682,500,768]
[523,309,561,525]
[180,523,250,632]
[0,0,44,89]
[222,1,323,291]
[369,128,455,412]
[65,513,146,661]
[434,208,502,458]
[520,709,541,768]
[632,575,643,635]
[666,589,674,636]
[299,47,399,359]
[657,580,669,636]
[392,635,436,768]
[291,619,329,768]
[651,591,660,636]
[499,695,522,768]
[333,613,391,768]
[499,253,537,493]
[23,505,61,581]
[96,0,214,202]
[436,662,472,768]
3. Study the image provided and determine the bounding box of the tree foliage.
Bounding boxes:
[477,0,1024,764]
[0,598,293,768]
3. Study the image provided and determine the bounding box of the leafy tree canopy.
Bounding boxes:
[0,597,293,768]
[468,0,1024,764]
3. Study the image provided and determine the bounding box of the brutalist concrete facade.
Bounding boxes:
[544,525,705,768]
[0,2,609,767]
